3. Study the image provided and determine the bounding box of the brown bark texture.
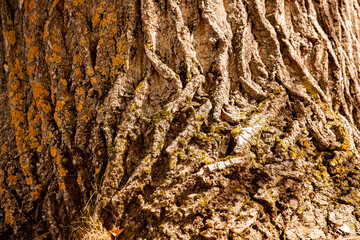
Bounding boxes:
[1,0,360,239]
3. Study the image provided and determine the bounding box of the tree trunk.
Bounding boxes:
[1,0,360,239]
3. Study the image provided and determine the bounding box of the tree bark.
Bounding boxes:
[1,0,360,239]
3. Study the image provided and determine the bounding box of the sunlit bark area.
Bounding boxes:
[1,0,360,239]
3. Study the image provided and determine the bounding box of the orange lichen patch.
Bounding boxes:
[28,46,38,61]
[28,0,35,10]
[28,14,35,23]
[36,146,43,153]
[42,27,49,40]
[28,124,39,141]
[100,18,108,28]
[33,112,41,124]
[19,156,29,174]
[10,80,21,92]
[59,181,65,190]
[64,112,71,121]
[27,65,35,75]
[2,30,16,45]
[1,144,7,155]
[25,35,32,46]
[92,12,101,27]
[29,139,39,149]
[49,132,54,138]
[52,29,61,42]
[50,86,55,103]
[112,55,124,68]
[30,190,39,198]
[58,167,68,177]
[74,0,85,6]
[39,100,51,113]
[12,93,24,106]
[9,58,24,79]
[50,147,57,157]
[32,81,50,99]
[86,66,94,76]
[6,174,18,185]
[104,164,110,177]
[77,100,84,111]
[0,187,5,196]
[95,167,100,174]
[90,77,96,85]
[4,205,13,225]
[81,114,89,123]
[74,53,82,64]
[54,112,60,127]
[50,53,61,63]
[302,139,310,148]
[79,36,87,45]
[15,131,27,154]
[98,38,104,47]
[55,100,66,111]
[0,169,5,181]
[55,154,63,165]
[60,78,67,86]
[74,68,81,76]
[25,176,33,185]
[52,43,61,53]
[77,87,86,95]
[76,174,82,184]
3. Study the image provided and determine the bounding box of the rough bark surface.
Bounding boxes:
[1,0,360,239]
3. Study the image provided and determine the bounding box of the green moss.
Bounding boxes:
[152,106,171,123]
[107,142,117,154]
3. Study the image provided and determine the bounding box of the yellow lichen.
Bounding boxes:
[231,127,241,137]
[129,104,137,111]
